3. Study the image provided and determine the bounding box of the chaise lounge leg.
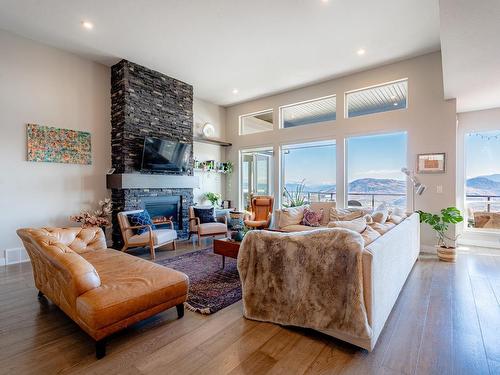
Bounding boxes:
[37,290,44,298]
[176,303,184,319]
[95,339,106,359]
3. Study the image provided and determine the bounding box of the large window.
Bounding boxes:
[346,132,407,209]
[239,109,273,135]
[346,79,408,118]
[280,95,336,128]
[240,148,273,211]
[281,141,336,207]
[465,130,500,231]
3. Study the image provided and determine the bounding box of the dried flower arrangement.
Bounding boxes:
[71,198,112,228]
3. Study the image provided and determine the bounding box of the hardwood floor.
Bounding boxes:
[1,241,499,375]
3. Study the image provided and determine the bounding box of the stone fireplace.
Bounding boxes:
[109,59,194,246]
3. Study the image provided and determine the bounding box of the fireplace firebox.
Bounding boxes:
[141,196,182,230]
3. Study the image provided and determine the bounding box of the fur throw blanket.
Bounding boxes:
[237,228,372,339]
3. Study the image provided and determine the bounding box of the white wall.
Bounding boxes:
[0,30,111,264]
[225,52,457,247]
[457,107,500,248]
[192,98,227,205]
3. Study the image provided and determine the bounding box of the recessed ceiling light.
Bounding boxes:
[81,21,94,30]
[357,48,366,56]
[232,89,239,94]
[321,0,329,3]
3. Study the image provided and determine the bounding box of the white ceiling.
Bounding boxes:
[440,0,500,113]
[0,0,440,106]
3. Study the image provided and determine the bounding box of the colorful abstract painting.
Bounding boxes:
[27,124,91,164]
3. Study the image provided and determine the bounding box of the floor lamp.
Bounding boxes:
[401,168,426,212]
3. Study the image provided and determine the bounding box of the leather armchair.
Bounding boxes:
[188,206,228,246]
[17,227,189,359]
[244,195,274,229]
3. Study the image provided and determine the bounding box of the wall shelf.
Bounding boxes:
[193,137,232,147]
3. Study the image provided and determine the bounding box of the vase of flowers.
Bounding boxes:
[71,198,112,231]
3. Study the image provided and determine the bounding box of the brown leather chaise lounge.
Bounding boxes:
[17,227,189,359]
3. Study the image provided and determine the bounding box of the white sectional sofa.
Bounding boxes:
[241,203,420,351]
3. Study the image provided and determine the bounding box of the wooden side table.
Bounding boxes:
[213,238,241,269]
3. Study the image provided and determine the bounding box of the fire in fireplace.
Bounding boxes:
[141,196,182,230]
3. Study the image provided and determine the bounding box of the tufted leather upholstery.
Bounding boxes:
[16,227,189,344]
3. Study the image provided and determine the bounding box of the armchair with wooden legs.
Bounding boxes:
[244,195,274,229]
[118,210,177,260]
[188,206,228,246]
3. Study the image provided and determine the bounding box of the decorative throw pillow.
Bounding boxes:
[301,207,324,227]
[193,207,216,224]
[371,205,389,223]
[368,221,396,235]
[388,214,405,224]
[361,225,381,246]
[279,205,309,228]
[327,217,367,233]
[391,207,407,217]
[329,207,365,222]
[128,210,156,235]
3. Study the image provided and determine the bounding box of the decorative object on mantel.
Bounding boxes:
[204,192,222,207]
[417,207,464,262]
[27,124,91,164]
[416,153,446,174]
[70,198,112,229]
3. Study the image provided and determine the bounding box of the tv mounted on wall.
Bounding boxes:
[141,137,191,172]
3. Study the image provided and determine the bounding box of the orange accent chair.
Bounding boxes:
[244,195,275,229]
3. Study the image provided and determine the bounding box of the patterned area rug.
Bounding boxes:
[156,248,241,315]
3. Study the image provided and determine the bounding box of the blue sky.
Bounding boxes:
[466,131,500,178]
[282,132,407,186]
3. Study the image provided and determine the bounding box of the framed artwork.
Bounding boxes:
[27,124,91,165]
[417,153,445,174]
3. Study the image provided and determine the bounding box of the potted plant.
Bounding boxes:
[417,207,464,262]
[282,179,307,207]
[204,192,222,207]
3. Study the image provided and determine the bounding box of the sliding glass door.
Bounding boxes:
[465,131,500,231]
[240,148,273,211]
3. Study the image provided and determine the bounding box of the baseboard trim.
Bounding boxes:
[420,245,436,254]
[2,247,30,266]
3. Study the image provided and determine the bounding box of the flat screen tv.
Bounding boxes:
[141,137,191,172]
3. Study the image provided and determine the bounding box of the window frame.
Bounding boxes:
[239,108,274,136]
[344,130,408,210]
[279,139,337,208]
[344,78,409,119]
[278,94,337,129]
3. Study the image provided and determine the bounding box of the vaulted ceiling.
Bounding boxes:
[0,0,440,106]
[0,0,498,112]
